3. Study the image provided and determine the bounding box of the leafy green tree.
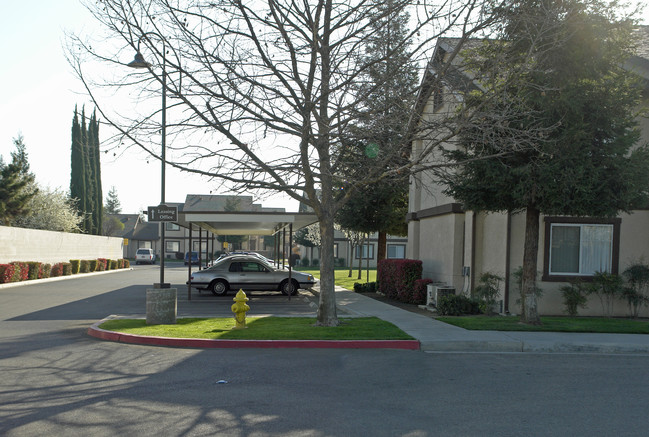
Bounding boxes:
[0,135,37,225]
[442,0,649,324]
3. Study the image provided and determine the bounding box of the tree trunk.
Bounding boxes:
[348,241,354,278]
[357,234,364,280]
[377,231,387,262]
[316,205,338,326]
[521,206,541,324]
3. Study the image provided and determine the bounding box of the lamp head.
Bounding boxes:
[127,52,151,69]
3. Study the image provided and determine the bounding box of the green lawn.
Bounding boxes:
[99,316,414,340]
[300,268,376,290]
[436,316,649,334]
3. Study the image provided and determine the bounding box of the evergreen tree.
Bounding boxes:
[336,0,417,260]
[104,186,121,214]
[0,135,38,225]
[442,0,649,324]
[70,106,103,234]
[89,110,103,234]
[70,106,87,228]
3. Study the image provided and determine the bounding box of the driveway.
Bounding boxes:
[1,266,649,436]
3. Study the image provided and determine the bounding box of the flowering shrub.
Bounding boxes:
[0,264,16,283]
[96,258,108,271]
[11,262,29,281]
[378,259,423,302]
[51,263,63,277]
[40,263,52,278]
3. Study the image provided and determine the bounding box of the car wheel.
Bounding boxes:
[210,280,229,296]
[280,279,299,296]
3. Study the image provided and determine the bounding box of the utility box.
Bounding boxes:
[426,284,456,306]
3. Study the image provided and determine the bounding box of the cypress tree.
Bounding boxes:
[90,110,103,234]
[81,106,95,233]
[70,106,87,231]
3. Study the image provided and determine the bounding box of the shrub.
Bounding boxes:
[109,259,118,270]
[413,279,433,305]
[354,282,377,293]
[122,259,130,268]
[175,251,184,260]
[437,295,482,316]
[311,258,319,267]
[589,271,624,317]
[40,263,52,278]
[622,262,649,318]
[0,264,16,283]
[335,257,346,268]
[96,258,108,271]
[80,260,90,273]
[560,281,589,317]
[378,259,423,302]
[89,259,98,272]
[70,259,81,274]
[301,258,310,267]
[26,262,42,280]
[474,272,503,314]
[51,263,63,277]
[62,263,72,276]
[11,262,29,282]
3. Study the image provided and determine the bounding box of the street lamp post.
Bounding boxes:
[128,37,169,289]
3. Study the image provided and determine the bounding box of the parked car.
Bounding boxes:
[187,255,315,296]
[184,251,200,265]
[135,248,156,265]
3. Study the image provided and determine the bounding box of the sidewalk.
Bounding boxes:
[331,286,649,354]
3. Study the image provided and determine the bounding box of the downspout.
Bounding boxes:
[504,211,511,314]
[470,212,476,294]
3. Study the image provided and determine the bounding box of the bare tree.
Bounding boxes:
[68,0,502,326]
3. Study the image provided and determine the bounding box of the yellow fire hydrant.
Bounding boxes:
[231,289,250,329]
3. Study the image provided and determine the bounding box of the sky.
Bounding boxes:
[1,2,647,217]
[0,0,298,216]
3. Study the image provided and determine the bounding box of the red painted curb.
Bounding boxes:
[87,324,420,350]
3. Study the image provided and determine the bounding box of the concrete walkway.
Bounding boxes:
[332,286,649,354]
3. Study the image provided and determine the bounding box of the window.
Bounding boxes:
[387,244,406,259]
[543,217,620,281]
[166,241,180,253]
[355,244,374,259]
[166,222,180,231]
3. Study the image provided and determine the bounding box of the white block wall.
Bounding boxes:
[0,226,124,264]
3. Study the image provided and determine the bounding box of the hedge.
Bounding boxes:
[0,259,129,285]
[377,259,423,303]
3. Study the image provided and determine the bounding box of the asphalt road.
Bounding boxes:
[1,266,649,436]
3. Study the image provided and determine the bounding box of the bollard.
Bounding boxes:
[231,289,250,329]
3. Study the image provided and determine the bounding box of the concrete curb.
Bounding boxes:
[87,317,421,350]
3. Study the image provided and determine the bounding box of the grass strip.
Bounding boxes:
[99,316,414,340]
[436,316,649,334]
[300,268,377,291]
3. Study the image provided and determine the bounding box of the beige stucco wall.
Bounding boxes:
[414,212,465,289]
[496,211,649,317]
[0,226,124,264]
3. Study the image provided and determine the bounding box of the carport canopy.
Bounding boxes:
[176,210,319,236]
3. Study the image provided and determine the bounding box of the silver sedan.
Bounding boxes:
[187,255,315,296]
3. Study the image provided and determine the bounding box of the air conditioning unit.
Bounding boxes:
[426,284,456,306]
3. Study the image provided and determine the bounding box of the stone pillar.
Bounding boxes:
[146,288,177,325]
